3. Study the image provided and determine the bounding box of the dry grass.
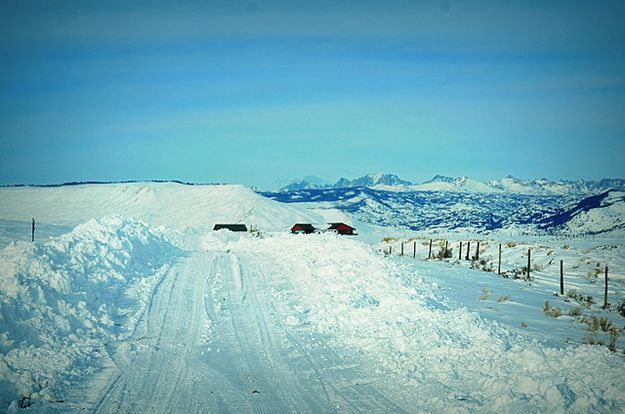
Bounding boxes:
[581,315,622,352]
[435,240,452,260]
[543,301,562,318]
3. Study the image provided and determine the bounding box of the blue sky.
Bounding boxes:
[1,0,624,189]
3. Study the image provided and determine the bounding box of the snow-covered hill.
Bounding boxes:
[539,190,625,235]
[0,183,323,234]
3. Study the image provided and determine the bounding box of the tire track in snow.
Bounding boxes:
[234,252,409,413]
[86,247,409,413]
[88,257,184,413]
[223,253,316,412]
[90,252,220,413]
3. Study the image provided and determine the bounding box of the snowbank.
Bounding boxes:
[0,216,180,410]
[221,233,625,413]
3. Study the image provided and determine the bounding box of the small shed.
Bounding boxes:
[213,224,248,232]
[291,223,316,234]
[328,223,356,235]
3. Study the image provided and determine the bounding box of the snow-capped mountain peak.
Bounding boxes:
[277,175,330,192]
[424,174,458,183]
[279,173,414,191]
[487,176,625,196]
[413,175,497,193]
[336,173,413,188]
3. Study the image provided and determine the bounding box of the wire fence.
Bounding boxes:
[381,237,621,312]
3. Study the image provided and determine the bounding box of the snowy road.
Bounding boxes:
[3,186,625,412]
[88,249,407,413]
[3,217,625,412]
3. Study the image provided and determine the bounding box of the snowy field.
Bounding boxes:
[1,183,624,413]
[381,237,625,351]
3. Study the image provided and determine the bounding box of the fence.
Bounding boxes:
[381,237,615,310]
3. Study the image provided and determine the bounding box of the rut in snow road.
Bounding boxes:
[88,249,407,413]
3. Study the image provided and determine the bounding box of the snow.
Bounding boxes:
[218,233,625,412]
[263,186,577,236]
[0,215,180,410]
[276,173,625,196]
[1,183,625,412]
[560,191,625,235]
[411,175,500,193]
[0,183,323,237]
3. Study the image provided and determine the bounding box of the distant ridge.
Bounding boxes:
[0,180,226,188]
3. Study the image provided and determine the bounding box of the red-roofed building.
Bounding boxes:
[291,223,316,234]
[328,223,356,235]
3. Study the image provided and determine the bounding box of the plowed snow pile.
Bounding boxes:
[0,216,180,410]
[217,233,625,413]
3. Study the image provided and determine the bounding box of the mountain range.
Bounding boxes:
[265,174,625,236]
[278,173,625,196]
[278,173,411,192]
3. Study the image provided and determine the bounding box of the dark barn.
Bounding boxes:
[291,223,316,234]
[328,223,356,235]
[213,224,248,232]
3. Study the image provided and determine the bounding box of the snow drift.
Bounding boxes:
[0,216,180,411]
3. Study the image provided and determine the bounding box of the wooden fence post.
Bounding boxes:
[413,241,416,258]
[459,241,463,260]
[560,260,564,295]
[444,240,448,259]
[31,218,35,242]
[604,265,609,308]
[466,241,470,260]
[389,245,392,256]
[476,241,480,261]
[428,239,432,259]
[527,248,531,281]
[498,243,502,275]
[401,242,404,256]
